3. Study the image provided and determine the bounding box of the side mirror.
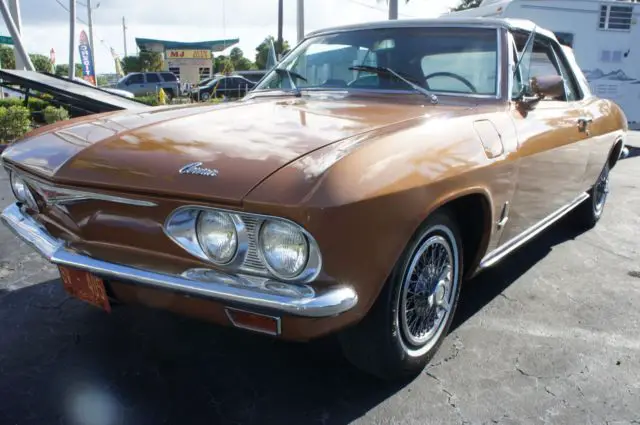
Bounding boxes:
[530,75,565,99]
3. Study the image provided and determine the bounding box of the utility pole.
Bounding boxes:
[69,0,76,79]
[296,0,304,43]
[7,0,25,69]
[0,0,34,70]
[122,16,128,57]
[87,0,96,76]
[388,0,398,20]
[277,0,283,55]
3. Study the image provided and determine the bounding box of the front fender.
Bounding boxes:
[244,114,506,317]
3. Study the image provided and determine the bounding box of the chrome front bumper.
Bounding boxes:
[0,203,358,318]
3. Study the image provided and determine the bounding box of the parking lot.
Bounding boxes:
[1,134,639,425]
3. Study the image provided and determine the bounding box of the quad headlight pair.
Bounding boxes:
[165,208,320,282]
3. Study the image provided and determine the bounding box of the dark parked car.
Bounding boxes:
[190,76,255,101]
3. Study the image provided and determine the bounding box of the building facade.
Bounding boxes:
[135,37,239,85]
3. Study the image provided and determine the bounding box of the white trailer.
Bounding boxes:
[442,0,640,127]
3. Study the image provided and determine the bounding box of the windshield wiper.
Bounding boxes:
[349,65,438,104]
[273,68,308,96]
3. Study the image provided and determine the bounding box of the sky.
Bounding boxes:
[2,0,461,75]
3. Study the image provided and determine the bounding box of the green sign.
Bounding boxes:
[0,36,14,46]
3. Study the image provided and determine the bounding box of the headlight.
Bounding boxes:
[10,172,38,210]
[259,220,309,279]
[196,211,238,264]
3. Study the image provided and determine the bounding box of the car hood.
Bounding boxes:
[2,96,468,204]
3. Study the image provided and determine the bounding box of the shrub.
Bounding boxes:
[0,105,32,143]
[135,95,159,106]
[0,97,49,112]
[43,105,70,124]
[0,97,53,123]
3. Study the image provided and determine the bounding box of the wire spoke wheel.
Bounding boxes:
[594,165,610,214]
[399,232,458,351]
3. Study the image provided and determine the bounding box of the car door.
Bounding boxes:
[145,72,161,95]
[234,77,251,96]
[123,73,145,96]
[224,77,241,97]
[499,30,592,244]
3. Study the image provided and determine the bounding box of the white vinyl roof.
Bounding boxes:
[306,17,557,42]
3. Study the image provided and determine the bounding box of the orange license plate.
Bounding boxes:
[58,266,111,312]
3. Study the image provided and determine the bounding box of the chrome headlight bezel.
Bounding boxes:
[164,206,322,283]
[9,171,38,211]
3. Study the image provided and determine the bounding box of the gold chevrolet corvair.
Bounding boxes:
[1,18,627,379]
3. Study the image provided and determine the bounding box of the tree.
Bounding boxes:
[213,55,227,74]
[221,58,235,75]
[255,36,290,70]
[0,45,15,69]
[121,56,141,74]
[96,75,110,87]
[54,64,83,77]
[451,0,481,11]
[29,54,52,73]
[228,47,255,71]
[121,51,163,74]
[139,50,164,72]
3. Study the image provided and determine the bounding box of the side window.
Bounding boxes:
[514,33,580,102]
[127,74,144,84]
[163,71,178,81]
[146,73,160,83]
[528,39,560,81]
[226,78,240,89]
[549,43,581,101]
[554,32,574,48]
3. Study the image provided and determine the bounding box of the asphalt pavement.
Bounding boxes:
[1,135,639,425]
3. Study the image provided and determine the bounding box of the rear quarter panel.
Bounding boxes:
[583,98,627,188]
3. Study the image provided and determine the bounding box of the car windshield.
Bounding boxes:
[254,26,499,96]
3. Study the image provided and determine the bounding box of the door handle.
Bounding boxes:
[577,117,593,134]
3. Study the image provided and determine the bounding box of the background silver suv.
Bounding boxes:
[115,72,180,98]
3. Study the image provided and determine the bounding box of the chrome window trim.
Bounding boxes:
[164,205,323,284]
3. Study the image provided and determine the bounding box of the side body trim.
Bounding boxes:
[479,192,589,269]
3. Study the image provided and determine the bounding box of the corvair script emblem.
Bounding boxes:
[179,162,219,177]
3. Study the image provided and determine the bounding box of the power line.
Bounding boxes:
[54,0,88,25]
